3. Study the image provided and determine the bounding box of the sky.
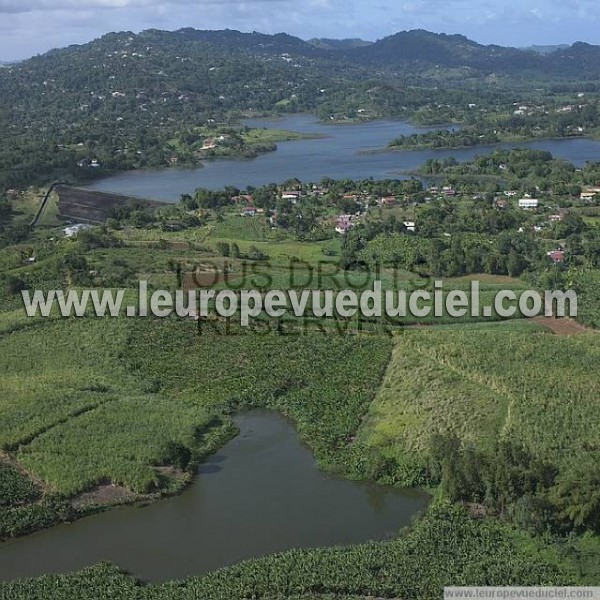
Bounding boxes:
[0,0,599,62]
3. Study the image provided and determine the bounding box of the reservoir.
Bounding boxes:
[84,114,600,201]
[0,411,428,584]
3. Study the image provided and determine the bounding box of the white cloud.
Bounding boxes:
[0,0,284,14]
[0,0,149,12]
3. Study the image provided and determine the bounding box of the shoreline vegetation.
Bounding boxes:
[72,114,600,190]
[78,126,326,183]
[72,123,596,194]
[0,418,237,543]
[386,131,596,153]
[1,315,599,582]
[0,317,395,544]
[0,502,586,598]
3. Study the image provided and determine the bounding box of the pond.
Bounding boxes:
[0,411,428,583]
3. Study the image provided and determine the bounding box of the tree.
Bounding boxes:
[4,275,26,296]
[176,262,183,288]
[340,230,364,270]
[550,459,600,531]
[248,245,268,261]
[507,250,526,277]
[216,242,230,257]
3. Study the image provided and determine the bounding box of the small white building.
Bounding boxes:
[282,192,301,205]
[63,224,93,238]
[580,187,600,201]
[403,221,416,232]
[518,198,539,210]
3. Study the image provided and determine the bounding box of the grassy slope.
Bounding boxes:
[119,228,343,264]
[358,330,600,483]
[241,128,325,144]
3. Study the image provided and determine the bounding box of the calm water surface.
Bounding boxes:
[0,411,428,583]
[84,115,600,201]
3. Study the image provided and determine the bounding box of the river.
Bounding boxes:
[0,411,428,584]
[84,115,600,201]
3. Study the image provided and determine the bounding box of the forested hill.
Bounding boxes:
[8,28,600,85]
[345,30,536,72]
[309,38,373,51]
[524,44,570,55]
[0,28,407,192]
[148,28,327,59]
[2,27,600,194]
[149,29,600,79]
[343,30,600,78]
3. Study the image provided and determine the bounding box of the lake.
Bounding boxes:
[0,411,428,584]
[84,115,600,202]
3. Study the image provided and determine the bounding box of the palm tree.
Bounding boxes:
[551,458,600,531]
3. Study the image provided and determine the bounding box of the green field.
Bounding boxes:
[116,227,342,264]
[208,215,272,241]
[241,128,325,145]
[358,330,600,501]
[0,317,391,502]
[1,287,599,592]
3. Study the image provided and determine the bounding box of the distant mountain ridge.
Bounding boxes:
[13,28,600,80]
[308,38,373,51]
[524,44,570,55]
[169,28,323,56]
[343,30,532,69]
[340,30,600,78]
[172,29,600,78]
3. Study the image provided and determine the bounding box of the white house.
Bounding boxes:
[63,224,93,238]
[282,192,301,205]
[518,198,539,210]
[580,187,600,201]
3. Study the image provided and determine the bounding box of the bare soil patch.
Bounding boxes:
[71,483,136,509]
[533,317,594,336]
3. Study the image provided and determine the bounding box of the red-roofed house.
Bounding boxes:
[547,250,566,263]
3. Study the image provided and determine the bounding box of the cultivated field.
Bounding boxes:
[359,329,600,485]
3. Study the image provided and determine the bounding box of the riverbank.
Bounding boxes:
[0,419,236,543]
[0,410,428,583]
[0,317,395,548]
[26,124,327,199]
[0,502,591,598]
[1,301,599,589]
